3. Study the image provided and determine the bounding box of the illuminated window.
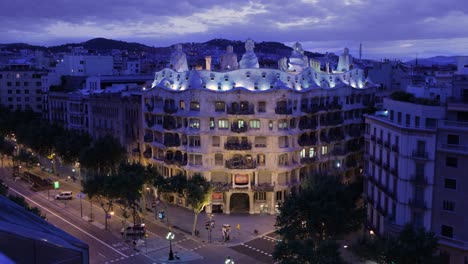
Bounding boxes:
[321,146,328,155]
[249,119,260,129]
[218,119,229,129]
[189,118,200,129]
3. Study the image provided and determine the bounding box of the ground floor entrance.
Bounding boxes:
[230,193,250,213]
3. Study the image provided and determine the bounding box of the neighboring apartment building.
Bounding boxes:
[364,58,468,263]
[0,64,47,112]
[364,97,445,235]
[0,195,89,264]
[142,41,378,215]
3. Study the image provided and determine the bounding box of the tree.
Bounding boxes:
[380,224,439,264]
[54,130,91,164]
[13,149,39,168]
[273,175,365,263]
[79,135,126,175]
[82,174,116,230]
[7,195,45,219]
[0,137,15,167]
[186,173,213,236]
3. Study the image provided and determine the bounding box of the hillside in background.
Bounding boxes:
[405,56,458,66]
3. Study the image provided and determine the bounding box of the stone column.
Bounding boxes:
[225,192,231,214]
[249,192,255,214]
[268,191,276,215]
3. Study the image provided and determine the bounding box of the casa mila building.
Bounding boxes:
[142,40,378,215]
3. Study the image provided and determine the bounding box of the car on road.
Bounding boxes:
[121,223,146,236]
[55,191,73,200]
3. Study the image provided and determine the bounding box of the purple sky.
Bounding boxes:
[2,0,468,60]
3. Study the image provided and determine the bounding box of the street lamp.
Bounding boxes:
[225,256,235,264]
[166,231,175,260]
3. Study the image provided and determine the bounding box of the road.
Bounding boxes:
[1,156,278,264]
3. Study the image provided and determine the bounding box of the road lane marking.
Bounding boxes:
[9,186,128,258]
[98,252,106,258]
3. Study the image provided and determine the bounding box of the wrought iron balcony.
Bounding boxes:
[298,137,318,147]
[251,183,274,192]
[275,107,293,115]
[164,158,187,166]
[143,150,152,159]
[332,148,347,156]
[299,118,318,130]
[328,102,343,111]
[146,119,155,127]
[224,142,252,150]
[225,158,256,169]
[231,124,248,133]
[163,135,180,147]
[226,104,255,115]
[163,104,178,114]
[300,156,317,164]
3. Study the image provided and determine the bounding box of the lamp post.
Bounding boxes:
[166,231,175,260]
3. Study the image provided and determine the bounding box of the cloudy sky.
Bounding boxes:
[2,0,468,60]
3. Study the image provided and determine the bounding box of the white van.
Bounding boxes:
[55,191,73,200]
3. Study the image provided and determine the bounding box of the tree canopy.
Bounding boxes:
[273,175,365,263]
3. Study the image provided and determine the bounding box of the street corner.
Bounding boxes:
[151,249,204,263]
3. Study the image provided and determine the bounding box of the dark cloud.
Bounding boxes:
[1,0,467,58]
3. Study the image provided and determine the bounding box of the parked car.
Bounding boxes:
[121,223,146,236]
[55,191,73,200]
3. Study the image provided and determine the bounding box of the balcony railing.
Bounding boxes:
[164,158,187,166]
[298,138,318,147]
[391,144,399,153]
[225,158,256,169]
[251,183,274,192]
[328,102,343,111]
[275,107,293,115]
[163,105,178,114]
[224,142,252,150]
[300,156,317,164]
[412,151,429,159]
[143,151,152,159]
[164,137,180,147]
[438,143,468,153]
[231,124,248,133]
[146,119,155,127]
[332,148,347,156]
[299,119,318,130]
[301,104,320,114]
[226,105,255,115]
[145,103,154,112]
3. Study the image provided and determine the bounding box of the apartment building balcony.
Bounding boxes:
[300,156,317,164]
[411,150,429,160]
[438,119,468,132]
[298,137,318,147]
[332,148,347,156]
[224,141,252,150]
[225,155,256,169]
[438,143,468,154]
[163,104,178,114]
[348,128,361,138]
[327,117,344,126]
[212,182,231,192]
[327,102,343,111]
[163,134,180,147]
[144,133,153,143]
[275,107,293,115]
[376,138,383,145]
[408,199,427,211]
[231,123,248,133]
[410,174,428,186]
[163,116,181,130]
[391,144,399,153]
[226,104,255,115]
[301,104,320,114]
[370,135,376,141]
[164,158,187,166]
[299,117,318,130]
